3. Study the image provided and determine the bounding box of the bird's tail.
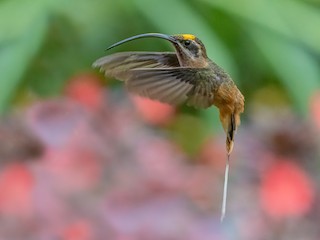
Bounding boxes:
[220,112,237,222]
[226,113,236,155]
[220,112,240,155]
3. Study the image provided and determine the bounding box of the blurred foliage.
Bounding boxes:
[1,0,319,115]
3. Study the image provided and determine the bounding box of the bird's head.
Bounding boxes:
[106,33,208,67]
[171,34,208,67]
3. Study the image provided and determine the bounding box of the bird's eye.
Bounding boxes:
[184,40,191,46]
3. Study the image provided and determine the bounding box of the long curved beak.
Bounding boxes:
[106,33,177,51]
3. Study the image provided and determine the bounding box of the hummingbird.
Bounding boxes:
[93,33,244,221]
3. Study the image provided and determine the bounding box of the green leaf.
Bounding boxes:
[49,0,118,54]
[200,0,320,54]
[22,0,121,97]
[200,0,294,39]
[0,0,48,112]
[249,28,320,114]
[274,0,320,54]
[23,15,82,96]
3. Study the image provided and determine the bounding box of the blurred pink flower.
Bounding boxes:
[104,197,201,240]
[27,100,85,147]
[260,160,314,219]
[66,73,104,110]
[0,164,34,218]
[62,219,93,240]
[131,96,175,126]
[43,146,102,192]
[183,166,217,210]
[135,137,186,191]
[198,137,226,170]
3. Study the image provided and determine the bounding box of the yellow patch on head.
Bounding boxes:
[181,34,196,41]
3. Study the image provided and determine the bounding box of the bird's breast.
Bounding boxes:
[213,82,243,113]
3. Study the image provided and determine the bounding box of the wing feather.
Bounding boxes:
[93,52,221,108]
[93,52,179,80]
[127,68,218,108]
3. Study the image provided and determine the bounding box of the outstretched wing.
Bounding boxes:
[93,51,180,79]
[127,68,218,108]
[93,52,220,108]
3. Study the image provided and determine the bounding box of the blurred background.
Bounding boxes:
[0,0,320,239]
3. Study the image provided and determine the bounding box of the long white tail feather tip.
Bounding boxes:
[220,154,230,222]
